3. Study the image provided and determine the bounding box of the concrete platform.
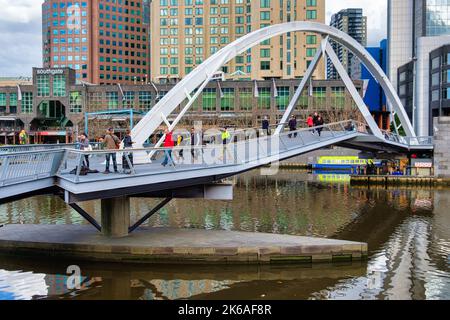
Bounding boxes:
[0,224,367,264]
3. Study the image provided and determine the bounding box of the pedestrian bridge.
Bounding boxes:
[0,120,433,205]
[0,21,437,237]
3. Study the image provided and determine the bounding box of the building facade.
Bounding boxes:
[327,8,367,80]
[429,45,450,123]
[388,0,450,135]
[150,0,326,83]
[42,0,150,85]
[0,68,364,144]
[387,0,414,92]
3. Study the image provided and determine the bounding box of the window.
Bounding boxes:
[260,49,271,58]
[106,92,119,109]
[276,87,290,111]
[69,91,83,113]
[202,88,216,111]
[331,87,345,109]
[0,93,6,112]
[432,73,440,87]
[432,90,440,102]
[87,92,103,112]
[139,91,152,111]
[260,11,270,20]
[260,61,270,70]
[295,87,309,109]
[432,57,440,70]
[239,88,253,111]
[258,87,271,109]
[37,75,50,97]
[306,10,317,20]
[260,0,270,8]
[312,87,326,108]
[123,91,135,108]
[306,35,317,44]
[53,75,66,97]
[306,48,317,57]
[221,88,235,111]
[22,92,33,114]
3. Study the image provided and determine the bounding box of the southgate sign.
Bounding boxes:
[36,69,65,75]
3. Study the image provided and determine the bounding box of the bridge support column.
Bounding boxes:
[101,196,130,238]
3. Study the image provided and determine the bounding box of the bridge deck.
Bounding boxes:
[58,130,352,184]
[0,224,368,264]
[0,121,434,203]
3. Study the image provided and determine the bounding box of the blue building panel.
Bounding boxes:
[362,40,387,112]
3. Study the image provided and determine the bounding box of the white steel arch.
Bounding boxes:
[131,22,416,146]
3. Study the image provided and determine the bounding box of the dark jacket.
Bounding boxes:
[123,135,133,148]
[313,115,319,126]
[288,118,297,130]
[262,119,269,130]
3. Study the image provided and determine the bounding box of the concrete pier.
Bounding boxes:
[0,224,368,265]
[101,196,130,238]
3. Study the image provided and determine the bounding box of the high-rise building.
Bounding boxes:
[150,0,326,84]
[42,0,150,85]
[388,0,450,135]
[327,8,367,80]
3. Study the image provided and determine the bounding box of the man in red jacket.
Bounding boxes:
[161,129,175,167]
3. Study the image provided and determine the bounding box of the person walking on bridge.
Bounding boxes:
[78,133,91,169]
[307,114,314,134]
[262,116,270,136]
[312,112,319,134]
[190,127,201,162]
[122,129,135,174]
[161,129,175,167]
[219,127,232,162]
[103,128,120,174]
[316,115,324,137]
[288,115,297,138]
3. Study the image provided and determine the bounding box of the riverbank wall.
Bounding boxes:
[351,175,450,188]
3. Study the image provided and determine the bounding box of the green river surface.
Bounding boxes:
[0,170,449,300]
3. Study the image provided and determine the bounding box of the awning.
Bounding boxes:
[0,117,18,121]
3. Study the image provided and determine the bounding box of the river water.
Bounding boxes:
[0,170,449,300]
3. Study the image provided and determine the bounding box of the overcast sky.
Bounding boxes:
[0,0,388,77]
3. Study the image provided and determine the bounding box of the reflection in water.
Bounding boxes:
[0,171,449,300]
[0,270,48,300]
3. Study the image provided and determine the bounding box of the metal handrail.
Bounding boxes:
[64,120,356,155]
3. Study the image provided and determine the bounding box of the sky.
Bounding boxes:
[0,0,388,77]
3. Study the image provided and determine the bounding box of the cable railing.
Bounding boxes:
[0,149,65,187]
[56,120,358,183]
[0,120,435,191]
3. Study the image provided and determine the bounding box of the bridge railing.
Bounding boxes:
[0,149,65,187]
[56,120,358,183]
[0,142,105,154]
[351,121,434,147]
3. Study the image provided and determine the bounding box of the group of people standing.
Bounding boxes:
[77,128,135,174]
[306,112,325,136]
[284,112,325,138]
